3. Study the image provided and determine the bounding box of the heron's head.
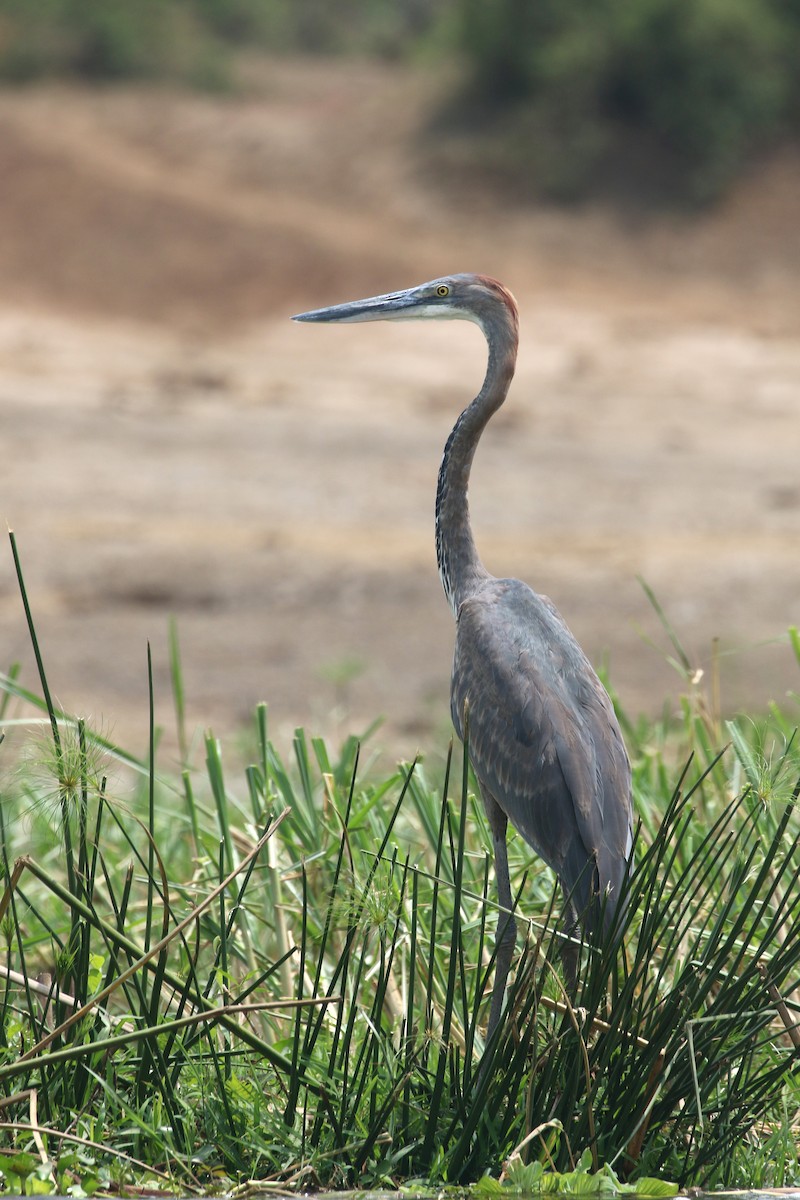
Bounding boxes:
[292,273,518,341]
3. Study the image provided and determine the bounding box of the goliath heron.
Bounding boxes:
[293,274,633,1038]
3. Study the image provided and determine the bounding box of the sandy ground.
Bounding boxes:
[1,58,799,766]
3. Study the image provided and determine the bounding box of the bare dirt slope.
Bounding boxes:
[1,58,799,764]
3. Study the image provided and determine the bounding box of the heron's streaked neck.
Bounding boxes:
[435,317,517,615]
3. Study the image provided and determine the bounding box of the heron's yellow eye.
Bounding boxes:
[436,284,450,297]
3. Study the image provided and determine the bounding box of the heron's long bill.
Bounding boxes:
[291,288,424,324]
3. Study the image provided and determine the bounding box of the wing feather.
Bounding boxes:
[451,578,632,928]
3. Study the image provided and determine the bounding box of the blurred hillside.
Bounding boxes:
[0,49,798,759]
[2,0,800,203]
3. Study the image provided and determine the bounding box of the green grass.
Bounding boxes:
[0,530,799,1196]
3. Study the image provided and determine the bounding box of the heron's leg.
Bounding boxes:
[482,789,517,1041]
[559,894,579,995]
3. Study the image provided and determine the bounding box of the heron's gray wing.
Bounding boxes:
[451,580,632,927]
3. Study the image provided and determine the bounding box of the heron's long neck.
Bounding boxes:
[436,323,517,615]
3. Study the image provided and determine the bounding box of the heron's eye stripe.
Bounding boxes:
[436,285,450,297]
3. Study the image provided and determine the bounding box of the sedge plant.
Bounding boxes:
[0,532,798,1194]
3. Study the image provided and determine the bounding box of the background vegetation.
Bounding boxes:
[456,0,800,200]
[1,0,799,200]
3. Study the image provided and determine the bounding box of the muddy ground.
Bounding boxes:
[1,58,799,767]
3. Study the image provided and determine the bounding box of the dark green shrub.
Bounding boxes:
[458,0,800,201]
[609,0,791,199]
